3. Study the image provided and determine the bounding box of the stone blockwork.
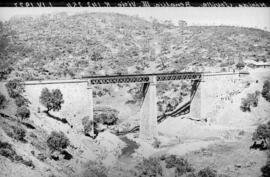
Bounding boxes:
[139,76,158,141]
[189,74,242,121]
[190,79,203,119]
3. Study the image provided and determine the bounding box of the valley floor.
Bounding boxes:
[0,68,269,177]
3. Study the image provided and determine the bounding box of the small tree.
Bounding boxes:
[5,79,25,98]
[94,107,119,126]
[236,62,245,69]
[261,153,270,177]
[198,167,217,177]
[39,88,64,113]
[15,95,29,107]
[47,131,70,151]
[135,157,163,177]
[252,121,270,142]
[16,106,30,120]
[12,125,26,141]
[240,91,260,112]
[82,116,94,135]
[5,125,27,141]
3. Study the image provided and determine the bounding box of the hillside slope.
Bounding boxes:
[1,12,270,80]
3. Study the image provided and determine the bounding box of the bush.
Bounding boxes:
[0,148,17,161]
[261,153,270,177]
[16,106,30,120]
[240,98,251,112]
[174,158,194,176]
[152,138,161,148]
[4,125,27,141]
[127,85,144,104]
[15,95,28,107]
[82,116,94,135]
[95,113,118,125]
[91,51,103,61]
[12,125,26,141]
[236,62,245,69]
[135,157,163,177]
[252,120,270,142]
[94,107,119,125]
[0,92,7,109]
[198,167,217,177]
[247,93,259,107]
[0,141,16,160]
[261,163,270,177]
[0,141,35,168]
[164,155,178,168]
[240,91,260,112]
[82,160,108,177]
[37,153,47,161]
[262,80,270,102]
[0,141,13,149]
[5,79,25,98]
[162,155,195,176]
[47,131,70,151]
[39,88,64,113]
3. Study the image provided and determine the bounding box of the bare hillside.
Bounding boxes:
[1,12,270,80]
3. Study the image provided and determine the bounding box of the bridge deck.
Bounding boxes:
[20,72,248,85]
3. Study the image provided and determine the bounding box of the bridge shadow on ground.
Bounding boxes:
[120,136,139,157]
[22,121,36,129]
[43,111,72,127]
[61,150,73,160]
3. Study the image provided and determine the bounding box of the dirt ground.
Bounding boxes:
[184,132,267,177]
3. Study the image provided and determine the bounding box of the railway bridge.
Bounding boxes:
[24,71,249,141]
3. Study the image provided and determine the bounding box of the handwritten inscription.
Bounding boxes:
[13,1,267,7]
[14,2,53,7]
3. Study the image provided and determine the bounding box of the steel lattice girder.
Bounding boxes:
[89,74,202,85]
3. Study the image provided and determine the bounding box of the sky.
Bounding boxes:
[0,7,269,31]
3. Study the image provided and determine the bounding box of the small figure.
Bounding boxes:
[250,141,258,149]
[259,140,268,150]
[250,139,268,150]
